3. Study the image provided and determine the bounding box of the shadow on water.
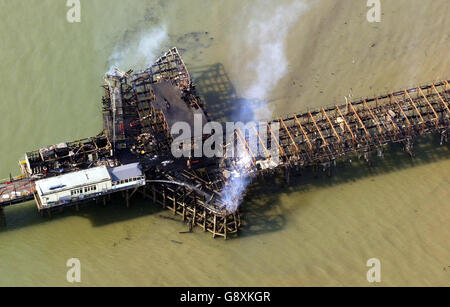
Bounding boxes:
[191,63,259,123]
[239,135,449,238]
[1,63,449,238]
[0,194,165,234]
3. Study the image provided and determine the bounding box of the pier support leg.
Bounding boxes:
[404,138,415,158]
[224,217,228,240]
[162,187,166,209]
[203,209,207,232]
[440,130,448,145]
[103,196,107,207]
[213,215,217,238]
[125,190,130,208]
[173,196,177,215]
[0,207,6,227]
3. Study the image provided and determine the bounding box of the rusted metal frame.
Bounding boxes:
[363,99,384,135]
[391,94,412,135]
[92,138,99,150]
[267,122,286,157]
[361,100,383,146]
[418,87,439,128]
[432,83,450,113]
[189,96,201,110]
[405,90,425,131]
[322,108,342,145]
[183,170,209,186]
[282,118,311,161]
[379,102,400,140]
[204,170,219,192]
[347,101,371,143]
[235,129,256,166]
[308,112,333,157]
[80,141,87,156]
[308,113,329,147]
[279,118,300,155]
[335,105,356,143]
[293,115,313,151]
[442,80,450,106]
[252,125,271,159]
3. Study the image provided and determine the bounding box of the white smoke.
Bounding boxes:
[107,25,168,74]
[243,1,309,119]
[222,1,309,211]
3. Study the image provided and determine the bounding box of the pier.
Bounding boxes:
[254,81,449,170]
[0,47,448,238]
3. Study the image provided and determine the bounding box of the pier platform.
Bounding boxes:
[0,177,35,207]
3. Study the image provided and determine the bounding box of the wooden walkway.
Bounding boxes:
[237,81,449,168]
[0,177,35,207]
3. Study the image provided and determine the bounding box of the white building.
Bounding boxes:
[34,163,145,210]
[108,163,146,190]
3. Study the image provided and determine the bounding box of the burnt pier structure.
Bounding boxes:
[246,81,449,172]
[0,47,449,238]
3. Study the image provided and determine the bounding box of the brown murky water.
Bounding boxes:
[0,0,449,286]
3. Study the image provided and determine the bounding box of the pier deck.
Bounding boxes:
[0,47,448,239]
[258,81,449,169]
[0,177,35,207]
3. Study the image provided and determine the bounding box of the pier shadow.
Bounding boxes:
[0,193,167,234]
[191,63,258,123]
[238,134,449,238]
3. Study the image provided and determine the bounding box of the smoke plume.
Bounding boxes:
[107,25,169,74]
[242,0,309,119]
[222,1,309,211]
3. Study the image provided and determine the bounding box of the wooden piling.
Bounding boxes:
[224,216,228,240]
[203,209,207,232]
[173,195,176,215]
[213,215,217,238]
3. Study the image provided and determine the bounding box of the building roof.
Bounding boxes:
[36,165,111,196]
[107,163,143,182]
